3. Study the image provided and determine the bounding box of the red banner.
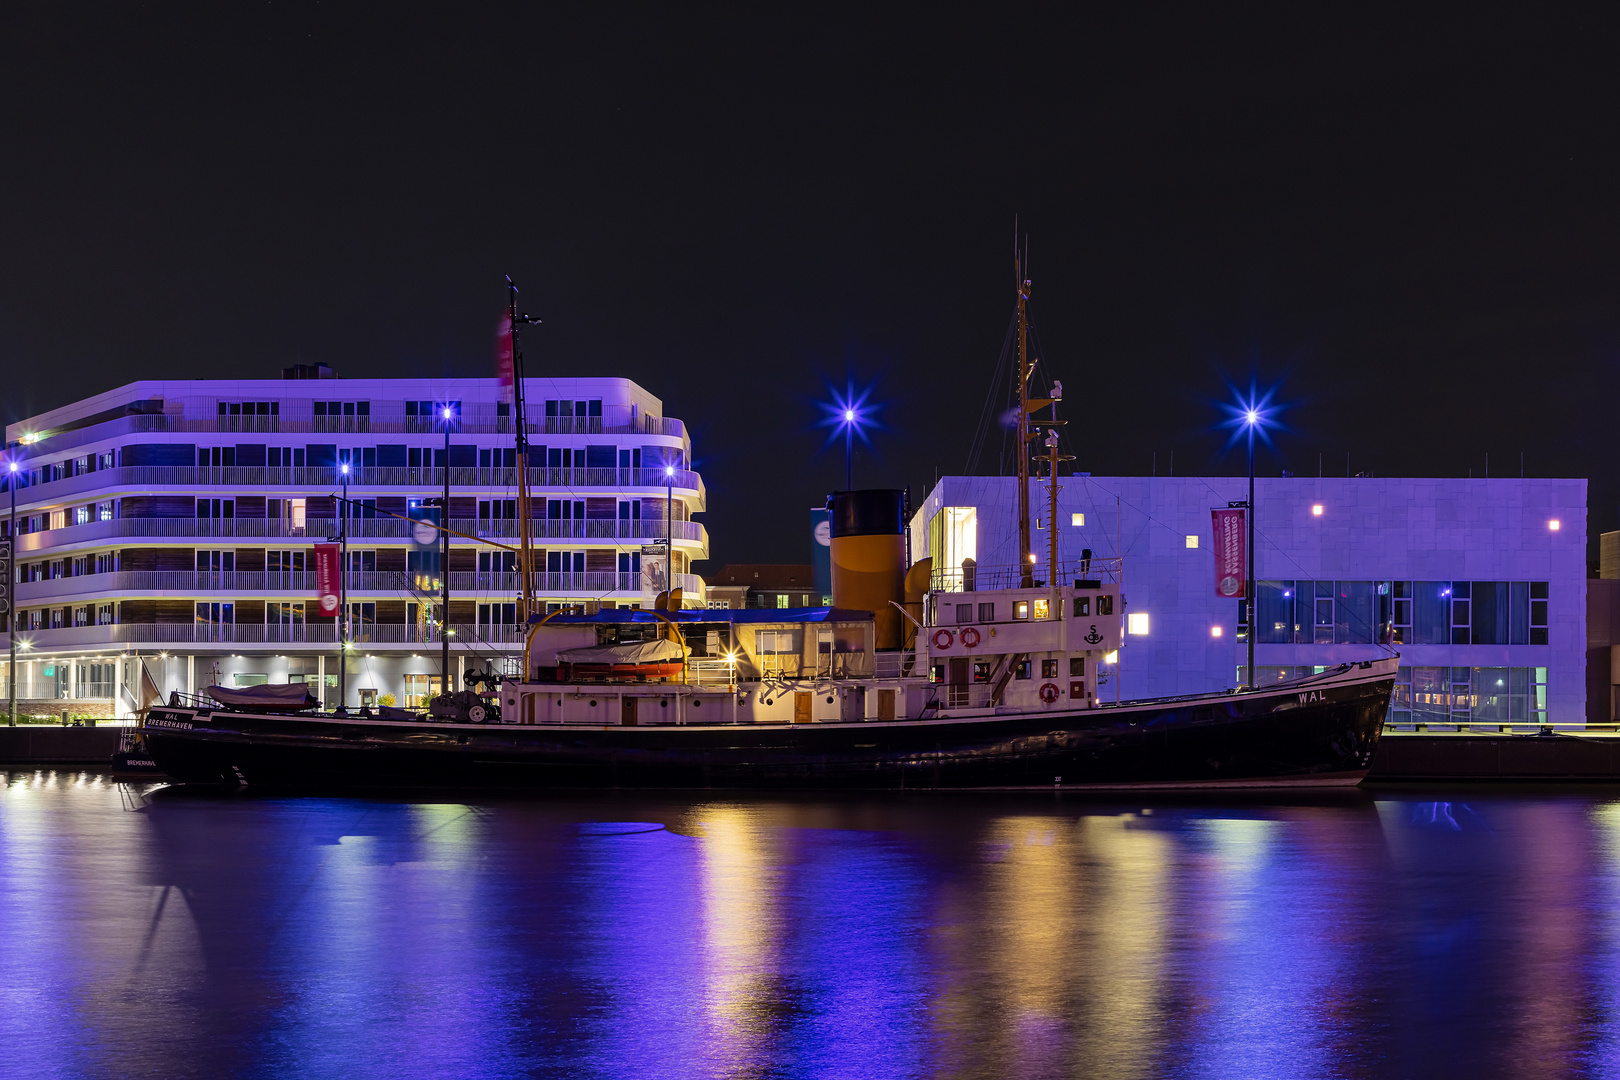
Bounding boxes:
[313,543,341,616]
[495,314,514,404]
[1211,508,1246,598]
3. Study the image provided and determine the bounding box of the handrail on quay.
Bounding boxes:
[1384,721,1620,736]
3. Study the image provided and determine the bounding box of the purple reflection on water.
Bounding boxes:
[5,777,1620,1077]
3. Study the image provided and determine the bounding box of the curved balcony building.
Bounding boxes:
[0,376,707,717]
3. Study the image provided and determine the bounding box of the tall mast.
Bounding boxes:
[506,278,539,629]
[1016,249,1034,589]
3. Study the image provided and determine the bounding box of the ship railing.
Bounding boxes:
[686,658,738,688]
[872,651,921,680]
[929,557,1124,594]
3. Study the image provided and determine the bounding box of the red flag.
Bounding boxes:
[313,543,341,615]
[1211,508,1246,598]
[495,314,514,404]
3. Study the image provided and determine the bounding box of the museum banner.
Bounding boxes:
[313,543,341,615]
[1211,508,1246,599]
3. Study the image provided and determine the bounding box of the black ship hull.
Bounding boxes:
[140,659,1395,792]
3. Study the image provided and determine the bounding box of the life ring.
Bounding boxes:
[960,626,981,649]
[1038,682,1060,704]
[931,628,955,650]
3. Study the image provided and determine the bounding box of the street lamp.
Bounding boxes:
[822,384,876,491]
[5,453,16,727]
[1222,385,1280,690]
[439,403,454,697]
[665,464,675,599]
[338,460,349,711]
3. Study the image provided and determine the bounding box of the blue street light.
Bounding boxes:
[1219,384,1285,690]
[821,384,878,491]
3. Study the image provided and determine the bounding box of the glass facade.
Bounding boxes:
[1255,580,1550,646]
[1246,664,1550,726]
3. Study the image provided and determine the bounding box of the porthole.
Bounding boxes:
[693,699,702,708]
[589,700,597,707]
[661,700,668,708]
[826,696,834,703]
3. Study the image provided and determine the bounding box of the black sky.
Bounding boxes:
[4,4,1620,565]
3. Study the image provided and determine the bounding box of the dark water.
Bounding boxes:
[5,776,1620,1079]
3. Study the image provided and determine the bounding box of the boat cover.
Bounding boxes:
[556,639,684,665]
[206,683,318,709]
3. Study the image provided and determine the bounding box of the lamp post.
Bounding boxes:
[665,464,675,601]
[441,405,453,697]
[338,460,349,712]
[1243,408,1258,690]
[7,455,16,727]
[843,409,854,490]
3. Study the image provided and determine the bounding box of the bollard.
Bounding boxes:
[61,710,69,727]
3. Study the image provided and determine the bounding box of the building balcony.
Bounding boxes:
[15,569,708,602]
[15,408,689,455]
[0,621,528,651]
[13,465,706,506]
[13,516,709,553]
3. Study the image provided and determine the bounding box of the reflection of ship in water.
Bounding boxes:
[16,779,1616,1077]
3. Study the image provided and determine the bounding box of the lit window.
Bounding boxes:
[1211,626,1222,637]
[1127,613,1150,635]
[1549,520,1561,531]
[1032,599,1050,619]
[1013,601,1030,620]
[1312,504,1324,516]
[776,594,789,609]
[1103,650,1118,665]
[1185,535,1198,548]
[1071,513,1085,526]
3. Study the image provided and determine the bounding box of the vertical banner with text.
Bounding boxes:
[1211,508,1246,599]
[313,543,341,616]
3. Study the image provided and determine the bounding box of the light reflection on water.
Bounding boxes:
[10,777,1620,1077]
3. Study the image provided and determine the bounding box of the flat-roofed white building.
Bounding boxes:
[0,375,706,717]
[912,475,1587,725]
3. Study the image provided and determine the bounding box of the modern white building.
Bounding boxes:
[912,475,1587,725]
[0,374,706,718]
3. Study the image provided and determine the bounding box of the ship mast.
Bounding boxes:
[1016,247,1034,589]
[505,278,541,628]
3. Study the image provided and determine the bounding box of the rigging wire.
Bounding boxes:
[963,312,1018,476]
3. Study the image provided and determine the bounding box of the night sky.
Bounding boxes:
[5,5,1620,565]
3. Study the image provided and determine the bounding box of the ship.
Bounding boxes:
[137,267,1395,791]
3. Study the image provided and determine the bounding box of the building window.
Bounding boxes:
[978,602,994,622]
[403,674,434,709]
[1014,659,1032,680]
[1127,613,1150,635]
[776,594,789,609]
[1530,582,1549,645]
[96,604,114,626]
[1073,596,1090,617]
[1041,658,1059,678]
[1070,656,1085,676]
[74,505,90,525]
[955,603,973,623]
[1185,535,1199,548]
[973,660,992,683]
[1071,513,1084,526]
